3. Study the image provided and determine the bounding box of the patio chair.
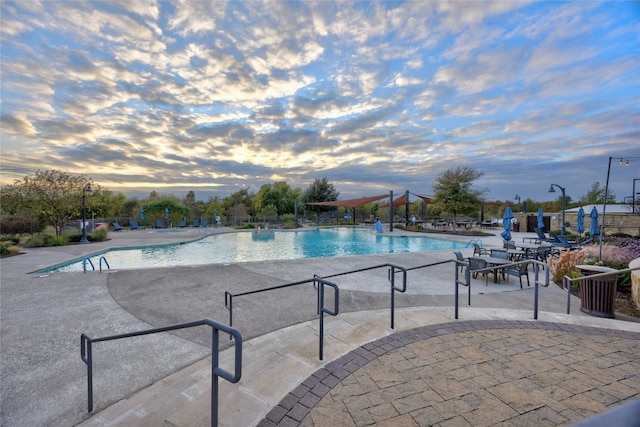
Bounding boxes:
[178,220,186,227]
[473,242,489,257]
[155,219,164,228]
[503,262,530,288]
[112,222,123,231]
[130,220,139,230]
[453,251,465,272]
[468,257,488,285]
[489,250,508,281]
[192,219,200,227]
[201,219,208,228]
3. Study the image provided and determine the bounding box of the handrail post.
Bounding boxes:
[315,276,339,361]
[80,334,93,412]
[211,328,219,427]
[455,260,471,320]
[224,291,233,340]
[387,263,407,329]
[564,275,572,314]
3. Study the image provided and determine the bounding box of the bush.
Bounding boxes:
[0,216,46,235]
[0,243,21,255]
[0,236,20,245]
[90,228,108,242]
[23,234,53,248]
[235,223,255,230]
[548,249,587,285]
[49,235,69,246]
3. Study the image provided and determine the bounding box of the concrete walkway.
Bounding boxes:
[1,227,638,426]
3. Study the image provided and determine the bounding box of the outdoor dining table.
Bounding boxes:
[505,249,526,260]
[469,256,511,283]
[516,242,540,250]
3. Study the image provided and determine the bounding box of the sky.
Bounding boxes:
[1,1,639,205]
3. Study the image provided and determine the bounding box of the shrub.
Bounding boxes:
[0,243,21,255]
[90,229,108,242]
[548,249,587,285]
[235,223,255,230]
[49,235,69,246]
[0,236,20,245]
[23,234,52,248]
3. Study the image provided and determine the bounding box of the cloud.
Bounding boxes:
[0,1,638,203]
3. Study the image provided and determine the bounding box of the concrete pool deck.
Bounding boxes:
[1,226,639,426]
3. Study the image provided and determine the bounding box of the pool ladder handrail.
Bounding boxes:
[82,256,110,273]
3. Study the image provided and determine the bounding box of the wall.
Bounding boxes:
[514,212,640,236]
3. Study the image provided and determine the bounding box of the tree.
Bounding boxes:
[0,169,92,236]
[578,182,616,205]
[255,182,302,215]
[141,198,189,224]
[432,167,486,231]
[302,178,339,212]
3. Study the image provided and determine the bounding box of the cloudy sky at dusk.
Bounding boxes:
[1,1,638,204]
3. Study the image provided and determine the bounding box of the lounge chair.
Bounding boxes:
[178,220,186,228]
[533,228,551,243]
[155,220,164,228]
[112,222,123,231]
[554,235,594,250]
[201,219,208,228]
[130,220,139,230]
[192,219,199,227]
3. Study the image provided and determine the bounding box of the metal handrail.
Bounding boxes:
[448,259,550,320]
[563,265,640,315]
[80,319,242,427]
[98,256,110,272]
[82,257,95,273]
[224,262,409,345]
[315,276,339,361]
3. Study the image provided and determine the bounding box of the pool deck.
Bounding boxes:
[1,226,639,426]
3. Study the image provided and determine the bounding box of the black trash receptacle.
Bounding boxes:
[576,265,618,318]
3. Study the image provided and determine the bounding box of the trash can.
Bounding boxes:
[576,265,618,318]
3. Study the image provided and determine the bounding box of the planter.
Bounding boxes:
[576,265,618,319]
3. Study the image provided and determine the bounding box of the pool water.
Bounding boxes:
[43,227,466,273]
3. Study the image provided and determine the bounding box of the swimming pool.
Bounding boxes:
[41,227,467,273]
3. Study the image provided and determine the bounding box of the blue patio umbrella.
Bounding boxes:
[501,206,514,241]
[537,208,544,230]
[165,207,169,220]
[140,207,145,221]
[589,206,599,236]
[576,207,585,235]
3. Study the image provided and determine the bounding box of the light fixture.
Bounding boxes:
[548,183,566,236]
[80,183,93,244]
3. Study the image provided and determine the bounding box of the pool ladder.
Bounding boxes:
[83,256,110,273]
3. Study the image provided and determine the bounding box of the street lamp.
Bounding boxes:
[514,194,521,212]
[80,183,92,244]
[548,183,566,236]
[633,178,640,214]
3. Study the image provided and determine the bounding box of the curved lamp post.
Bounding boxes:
[514,194,521,212]
[548,183,566,236]
[80,183,93,244]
